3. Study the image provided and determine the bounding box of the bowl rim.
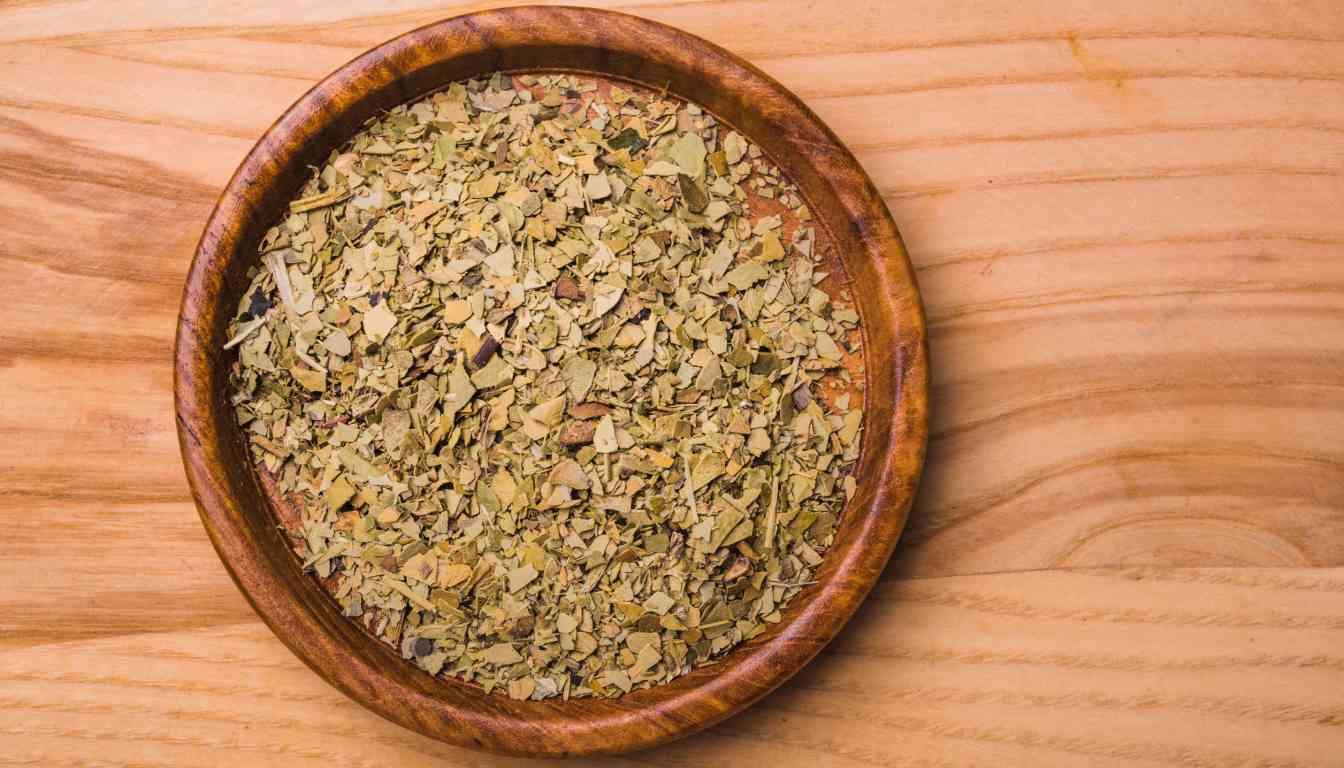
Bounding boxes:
[175,4,928,757]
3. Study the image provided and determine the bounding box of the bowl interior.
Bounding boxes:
[175,6,928,757]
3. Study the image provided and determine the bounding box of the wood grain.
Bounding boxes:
[5,568,1343,766]
[3,0,1344,763]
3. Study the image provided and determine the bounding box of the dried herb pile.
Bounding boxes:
[226,73,864,700]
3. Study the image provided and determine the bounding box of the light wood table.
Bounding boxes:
[4,1,1343,765]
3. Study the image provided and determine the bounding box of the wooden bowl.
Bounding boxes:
[174,5,928,757]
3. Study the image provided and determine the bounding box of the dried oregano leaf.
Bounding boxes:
[225,72,865,701]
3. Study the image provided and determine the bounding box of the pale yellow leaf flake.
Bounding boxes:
[625,631,660,653]
[668,133,707,178]
[723,131,747,164]
[747,428,772,455]
[614,323,644,347]
[563,356,598,401]
[442,361,477,419]
[484,244,516,277]
[508,563,539,592]
[703,200,731,224]
[507,677,536,700]
[584,172,612,200]
[632,237,661,264]
[759,231,786,262]
[600,669,633,693]
[527,394,566,426]
[492,469,519,507]
[547,458,590,489]
[408,199,446,225]
[441,300,472,324]
[643,160,681,177]
[322,330,351,357]
[643,592,675,615]
[325,475,355,513]
[362,301,397,342]
[839,409,862,446]
[632,316,658,370]
[470,355,514,389]
[469,174,501,199]
[630,642,661,677]
[591,283,624,317]
[401,552,438,585]
[556,613,578,633]
[291,365,326,392]
[593,414,618,454]
[690,451,727,491]
[481,642,523,666]
[815,331,842,360]
[439,562,473,588]
[724,261,769,290]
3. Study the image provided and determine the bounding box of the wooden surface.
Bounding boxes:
[4,0,1344,764]
[173,6,927,755]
